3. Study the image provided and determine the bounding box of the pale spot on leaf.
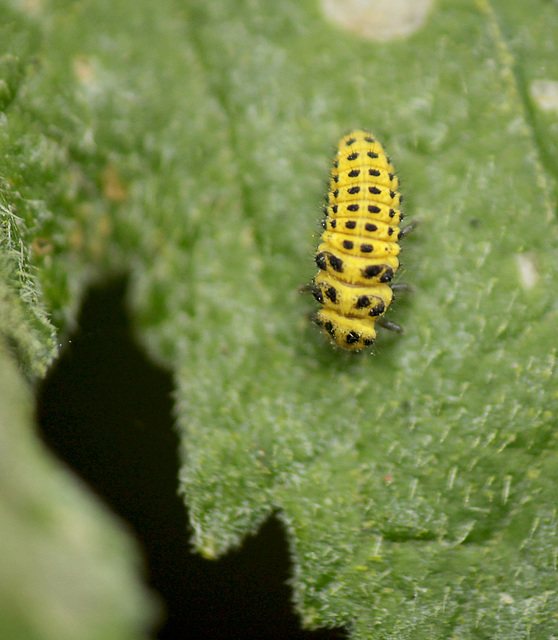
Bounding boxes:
[101,165,127,203]
[73,56,96,85]
[18,0,44,16]
[321,0,434,41]
[530,79,558,114]
[515,253,539,290]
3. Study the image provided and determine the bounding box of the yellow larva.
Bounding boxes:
[312,130,404,351]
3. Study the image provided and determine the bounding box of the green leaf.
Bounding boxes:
[0,341,159,640]
[2,0,558,637]
[0,6,158,639]
[0,12,57,378]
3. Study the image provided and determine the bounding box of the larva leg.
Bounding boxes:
[399,221,418,238]
[376,317,404,334]
[298,283,315,294]
[391,283,411,292]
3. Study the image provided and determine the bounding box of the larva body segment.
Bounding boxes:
[325,201,404,226]
[313,272,393,319]
[323,217,401,243]
[314,308,378,349]
[320,230,401,259]
[312,130,404,352]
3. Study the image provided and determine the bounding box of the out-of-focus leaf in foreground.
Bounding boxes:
[2,0,558,637]
[0,341,158,640]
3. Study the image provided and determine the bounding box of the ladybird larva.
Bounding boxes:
[312,130,404,351]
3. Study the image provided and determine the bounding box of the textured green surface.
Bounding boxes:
[0,14,57,377]
[1,0,558,637]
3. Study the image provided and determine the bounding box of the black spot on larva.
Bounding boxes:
[368,151,378,159]
[388,227,394,236]
[369,169,380,177]
[369,301,386,317]
[343,240,354,250]
[347,204,359,212]
[364,136,375,143]
[363,337,374,346]
[347,152,359,161]
[369,186,381,195]
[399,195,404,203]
[399,213,405,221]
[332,205,338,214]
[333,189,339,198]
[333,160,339,168]
[330,219,337,228]
[389,190,396,199]
[369,205,381,214]
[328,254,344,272]
[346,137,356,146]
[397,230,402,240]
[315,252,327,270]
[379,267,394,283]
[363,265,382,279]
[347,186,360,195]
[360,243,374,253]
[312,286,324,304]
[356,295,370,309]
[326,286,337,303]
[345,221,357,229]
[348,169,360,178]
[333,175,339,183]
[388,173,394,180]
[325,321,336,338]
[388,209,395,218]
[365,223,377,232]
[346,331,360,344]
[321,219,327,229]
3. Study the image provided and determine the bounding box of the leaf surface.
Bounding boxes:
[1,0,558,636]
